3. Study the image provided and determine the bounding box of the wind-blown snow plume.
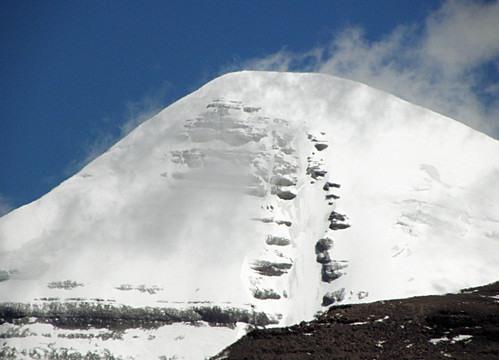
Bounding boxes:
[236,0,499,139]
[65,82,173,179]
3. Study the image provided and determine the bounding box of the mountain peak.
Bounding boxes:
[1,71,497,359]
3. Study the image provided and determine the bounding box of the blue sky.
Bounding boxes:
[1,0,498,214]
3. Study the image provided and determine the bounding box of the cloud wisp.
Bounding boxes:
[0,194,14,217]
[236,0,499,139]
[65,81,172,177]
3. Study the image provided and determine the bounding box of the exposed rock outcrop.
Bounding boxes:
[265,235,291,246]
[322,288,346,306]
[252,288,281,300]
[314,143,329,151]
[328,211,350,231]
[251,261,293,277]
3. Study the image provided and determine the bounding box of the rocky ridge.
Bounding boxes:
[213,281,499,359]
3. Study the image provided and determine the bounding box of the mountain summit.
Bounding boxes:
[1,71,498,359]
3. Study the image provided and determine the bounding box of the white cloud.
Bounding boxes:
[119,83,172,137]
[236,0,499,139]
[423,0,499,74]
[65,81,172,176]
[0,194,14,217]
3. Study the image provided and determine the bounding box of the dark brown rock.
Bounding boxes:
[213,282,499,359]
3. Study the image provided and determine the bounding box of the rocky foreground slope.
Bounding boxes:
[213,282,499,359]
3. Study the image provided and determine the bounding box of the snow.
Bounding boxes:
[375,316,390,323]
[429,334,473,345]
[450,334,473,343]
[0,321,247,359]
[1,71,498,358]
[429,336,450,345]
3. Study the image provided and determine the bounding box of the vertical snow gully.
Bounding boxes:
[306,132,351,307]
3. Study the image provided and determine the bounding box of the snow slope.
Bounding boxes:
[1,71,498,359]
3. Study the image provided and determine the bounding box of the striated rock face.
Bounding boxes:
[265,235,291,246]
[0,301,276,330]
[251,261,293,277]
[170,98,300,201]
[252,288,282,300]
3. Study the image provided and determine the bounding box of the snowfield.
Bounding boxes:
[1,71,498,359]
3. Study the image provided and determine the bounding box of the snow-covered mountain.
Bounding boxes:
[1,71,498,359]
